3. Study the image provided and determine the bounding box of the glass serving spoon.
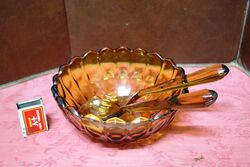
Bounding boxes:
[125,64,229,105]
[102,89,217,121]
[80,64,229,119]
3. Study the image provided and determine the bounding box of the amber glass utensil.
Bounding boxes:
[126,64,229,105]
[103,89,217,121]
[101,64,228,120]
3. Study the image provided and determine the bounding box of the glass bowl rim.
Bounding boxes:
[51,46,187,127]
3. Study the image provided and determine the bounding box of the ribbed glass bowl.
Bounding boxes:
[51,47,188,143]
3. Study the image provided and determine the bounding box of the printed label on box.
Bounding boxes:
[22,106,47,135]
[16,98,48,137]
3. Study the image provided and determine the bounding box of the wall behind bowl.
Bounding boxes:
[65,0,246,63]
[0,0,249,85]
[239,2,250,71]
[0,0,71,85]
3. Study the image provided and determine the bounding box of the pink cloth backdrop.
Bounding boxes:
[0,66,250,167]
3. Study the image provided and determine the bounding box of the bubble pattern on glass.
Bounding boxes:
[51,47,187,143]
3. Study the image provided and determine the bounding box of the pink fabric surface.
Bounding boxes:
[0,66,250,167]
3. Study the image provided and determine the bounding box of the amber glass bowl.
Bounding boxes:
[51,47,188,143]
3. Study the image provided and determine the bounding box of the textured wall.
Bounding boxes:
[0,0,71,84]
[65,0,246,63]
[0,0,248,84]
[240,5,250,71]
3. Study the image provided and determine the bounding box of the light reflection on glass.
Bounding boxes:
[117,85,131,97]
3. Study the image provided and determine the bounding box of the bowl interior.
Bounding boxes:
[56,47,184,112]
[52,47,187,142]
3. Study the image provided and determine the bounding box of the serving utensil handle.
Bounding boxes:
[127,89,217,111]
[102,89,217,120]
[136,64,229,97]
[185,64,229,86]
[169,89,217,108]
